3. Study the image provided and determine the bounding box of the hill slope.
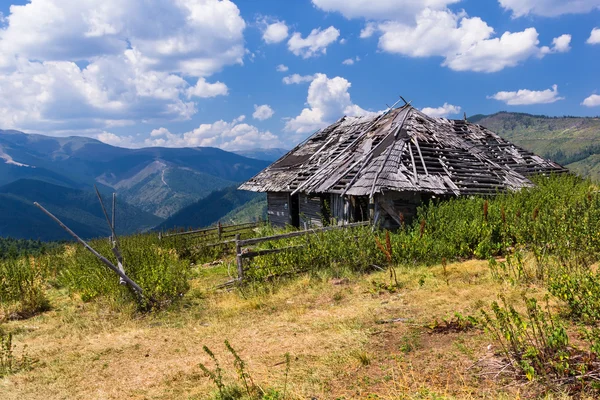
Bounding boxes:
[157,187,262,231]
[0,130,268,217]
[0,179,163,241]
[470,112,600,179]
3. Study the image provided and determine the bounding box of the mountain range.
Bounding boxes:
[0,129,269,218]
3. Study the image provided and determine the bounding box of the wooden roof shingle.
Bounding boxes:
[239,105,567,196]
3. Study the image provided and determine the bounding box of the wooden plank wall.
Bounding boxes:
[267,192,291,227]
[331,194,346,225]
[299,194,323,228]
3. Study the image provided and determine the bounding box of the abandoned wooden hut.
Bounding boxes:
[239,104,567,229]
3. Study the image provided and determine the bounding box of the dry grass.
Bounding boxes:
[0,260,586,399]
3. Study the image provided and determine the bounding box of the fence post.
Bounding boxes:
[235,233,244,282]
[158,231,162,241]
[218,221,223,241]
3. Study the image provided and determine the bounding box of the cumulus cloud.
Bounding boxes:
[0,0,245,133]
[588,28,600,44]
[375,9,562,73]
[314,2,567,73]
[312,0,460,21]
[261,20,289,44]
[276,64,289,72]
[582,94,600,107]
[288,26,340,58]
[186,78,228,98]
[541,34,572,54]
[144,116,282,151]
[498,0,600,17]
[252,104,275,120]
[488,84,564,105]
[285,73,375,134]
[97,132,138,147]
[421,103,461,118]
[282,74,318,84]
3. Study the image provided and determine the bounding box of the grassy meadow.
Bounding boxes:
[2,174,600,399]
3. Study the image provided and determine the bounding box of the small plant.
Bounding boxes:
[0,332,32,377]
[426,312,479,334]
[198,345,226,397]
[441,257,449,286]
[199,341,288,399]
[374,230,398,287]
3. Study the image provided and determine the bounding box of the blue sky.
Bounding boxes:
[0,0,598,151]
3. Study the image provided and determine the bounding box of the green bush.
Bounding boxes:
[0,256,51,319]
[481,297,585,384]
[548,267,600,324]
[58,234,190,309]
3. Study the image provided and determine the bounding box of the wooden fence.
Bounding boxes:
[159,221,261,243]
[234,221,370,281]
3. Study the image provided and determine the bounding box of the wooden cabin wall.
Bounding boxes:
[331,194,347,225]
[299,194,324,228]
[376,191,423,229]
[267,192,292,227]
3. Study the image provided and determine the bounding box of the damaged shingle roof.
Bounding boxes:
[239,105,568,197]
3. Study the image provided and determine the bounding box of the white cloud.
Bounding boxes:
[288,26,340,58]
[186,78,228,98]
[375,9,559,73]
[150,127,170,137]
[421,103,461,118]
[498,0,600,17]
[252,104,275,121]
[312,0,460,21]
[553,34,572,52]
[488,84,564,105]
[588,28,600,44]
[360,23,377,38]
[285,73,375,134]
[541,34,572,54]
[262,20,289,44]
[276,64,289,72]
[342,56,360,65]
[144,116,282,151]
[97,132,138,147]
[282,74,318,85]
[582,94,600,107]
[0,0,245,133]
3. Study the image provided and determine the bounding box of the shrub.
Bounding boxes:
[481,296,600,389]
[58,234,190,309]
[0,256,51,319]
[548,267,600,324]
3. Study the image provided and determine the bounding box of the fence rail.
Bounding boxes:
[235,221,370,281]
[159,221,261,240]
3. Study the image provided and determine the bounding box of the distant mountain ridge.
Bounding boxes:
[0,129,268,217]
[0,179,163,241]
[233,148,289,162]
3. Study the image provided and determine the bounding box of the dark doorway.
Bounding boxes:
[290,193,300,228]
